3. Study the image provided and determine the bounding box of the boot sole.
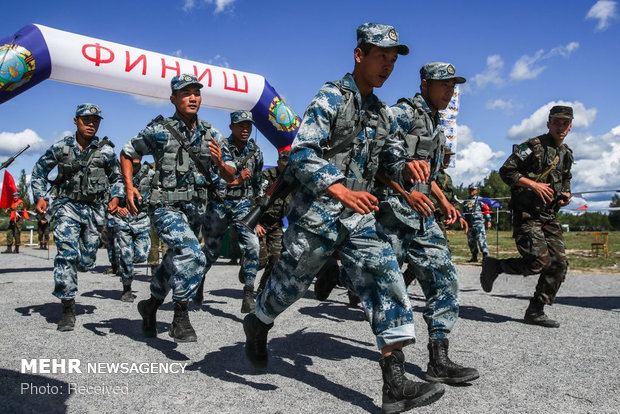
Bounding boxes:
[524,319,560,328]
[425,372,480,384]
[57,324,75,332]
[168,331,197,343]
[381,385,445,413]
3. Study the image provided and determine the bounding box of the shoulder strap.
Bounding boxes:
[154,118,214,185]
[323,85,364,160]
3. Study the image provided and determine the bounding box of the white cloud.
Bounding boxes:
[449,125,505,187]
[183,0,237,13]
[586,0,618,31]
[510,42,579,81]
[470,55,505,89]
[131,95,170,107]
[207,54,230,68]
[486,98,514,111]
[0,129,47,156]
[507,100,597,141]
[568,125,620,191]
[173,49,183,58]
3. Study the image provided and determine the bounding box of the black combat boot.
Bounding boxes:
[241,286,256,313]
[2,245,12,254]
[169,301,197,342]
[426,338,480,384]
[137,295,164,337]
[57,299,76,332]
[380,349,445,413]
[480,256,502,292]
[243,313,273,369]
[524,298,560,328]
[192,277,205,308]
[13,246,19,254]
[466,253,478,263]
[120,283,134,302]
[314,257,340,301]
[347,290,361,307]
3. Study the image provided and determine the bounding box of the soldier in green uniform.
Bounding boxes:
[255,150,291,295]
[480,105,574,328]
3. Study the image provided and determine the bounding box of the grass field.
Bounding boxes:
[1,226,617,273]
[447,229,618,272]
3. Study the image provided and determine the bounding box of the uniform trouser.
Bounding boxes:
[379,215,459,340]
[7,221,21,246]
[38,222,50,244]
[104,224,117,268]
[255,215,416,350]
[202,200,260,288]
[114,216,151,285]
[149,203,205,302]
[258,223,284,281]
[52,202,104,300]
[499,215,567,305]
[467,221,489,256]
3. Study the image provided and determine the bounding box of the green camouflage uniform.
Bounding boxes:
[498,132,573,305]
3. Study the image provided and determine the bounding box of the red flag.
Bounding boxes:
[577,205,587,211]
[0,171,18,209]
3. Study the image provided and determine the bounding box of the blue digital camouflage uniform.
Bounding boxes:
[113,162,154,286]
[462,195,491,257]
[122,112,234,302]
[31,134,124,300]
[202,136,263,288]
[104,213,118,270]
[255,73,416,350]
[375,93,459,340]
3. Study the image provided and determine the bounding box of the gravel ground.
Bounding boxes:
[1,247,618,413]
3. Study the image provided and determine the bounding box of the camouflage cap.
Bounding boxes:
[170,74,203,91]
[230,110,254,124]
[12,191,20,196]
[75,103,103,119]
[420,62,466,84]
[278,150,290,162]
[468,184,478,191]
[356,23,409,55]
[549,105,573,119]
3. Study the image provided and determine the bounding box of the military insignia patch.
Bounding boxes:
[0,44,36,92]
[268,96,300,132]
[447,65,455,75]
[241,112,248,118]
[516,143,532,160]
[184,75,192,82]
[90,106,97,113]
[388,29,397,41]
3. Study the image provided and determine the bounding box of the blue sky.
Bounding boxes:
[1,0,619,210]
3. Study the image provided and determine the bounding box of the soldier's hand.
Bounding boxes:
[256,224,266,237]
[558,192,572,207]
[36,198,48,215]
[327,183,378,215]
[530,181,555,204]
[239,168,251,181]
[403,160,430,184]
[459,217,469,233]
[403,191,434,218]
[208,139,223,166]
[439,199,458,225]
[126,187,142,216]
[117,207,130,217]
[108,197,120,215]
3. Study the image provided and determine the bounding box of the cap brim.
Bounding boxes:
[452,76,466,84]
[397,45,410,56]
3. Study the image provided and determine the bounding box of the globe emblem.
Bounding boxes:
[0,48,26,84]
[275,101,294,127]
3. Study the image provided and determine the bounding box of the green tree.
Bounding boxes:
[16,169,32,209]
[610,194,620,230]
